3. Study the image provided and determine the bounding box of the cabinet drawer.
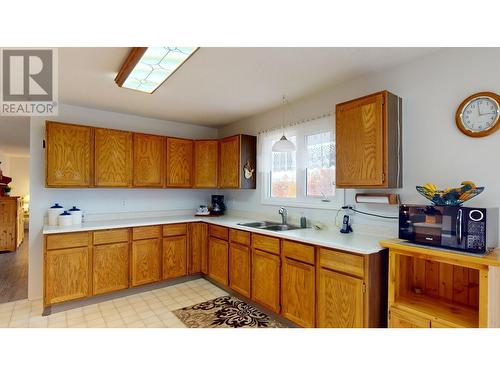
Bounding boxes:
[252,234,280,255]
[132,225,161,240]
[46,232,90,250]
[209,225,229,241]
[229,229,250,246]
[93,229,129,245]
[319,248,364,278]
[282,240,315,265]
[163,223,187,237]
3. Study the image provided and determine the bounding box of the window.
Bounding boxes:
[260,116,338,209]
[306,131,335,197]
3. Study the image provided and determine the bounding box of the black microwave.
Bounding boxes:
[399,205,499,254]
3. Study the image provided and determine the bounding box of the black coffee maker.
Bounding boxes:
[210,195,225,216]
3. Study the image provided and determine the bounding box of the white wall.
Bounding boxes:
[29,104,218,300]
[0,150,10,177]
[219,48,500,233]
[8,156,29,197]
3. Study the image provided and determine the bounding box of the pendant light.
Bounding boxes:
[272,95,296,152]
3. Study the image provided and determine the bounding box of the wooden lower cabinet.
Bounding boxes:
[389,308,430,328]
[190,222,208,274]
[45,246,91,306]
[229,243,251,298]
[281,257,315,327]
[251,249,281,313]
[131,238,161,286]
[93,242,129,295]
[208,237,229,285]
[163,235,188,280]
[317,268,364,328]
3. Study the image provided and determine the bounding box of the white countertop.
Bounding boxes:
[43,214,387,255]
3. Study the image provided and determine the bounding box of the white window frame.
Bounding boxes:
[259,116,344,210]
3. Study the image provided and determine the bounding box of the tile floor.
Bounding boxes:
[0,278,228,328]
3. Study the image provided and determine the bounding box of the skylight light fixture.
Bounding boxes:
[115,47,199,93]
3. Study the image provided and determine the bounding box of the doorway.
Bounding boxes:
[0,117,30,304]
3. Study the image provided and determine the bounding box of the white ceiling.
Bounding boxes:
[59,47,439,127]
[0,47,439,155]
[0,117,30,156]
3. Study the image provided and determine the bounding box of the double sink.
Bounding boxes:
[238,221,301,232]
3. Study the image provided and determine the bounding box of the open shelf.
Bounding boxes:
[394,292,479,328]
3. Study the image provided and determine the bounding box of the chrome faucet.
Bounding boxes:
[278,207,288,225]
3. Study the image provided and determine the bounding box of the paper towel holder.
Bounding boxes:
[355,193,399,205]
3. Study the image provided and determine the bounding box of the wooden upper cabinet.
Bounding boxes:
[219,134,256,189]
[219,135,240,188]
[335,91,402,188]
[95,128,132,187]
[193,140,218,188]
[46,121,93,187]
[166,138,193,187]
[133,133,165,187]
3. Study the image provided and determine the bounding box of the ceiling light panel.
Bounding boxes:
[121,47,198,93]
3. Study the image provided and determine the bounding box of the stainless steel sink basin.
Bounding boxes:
[238,221,301,231]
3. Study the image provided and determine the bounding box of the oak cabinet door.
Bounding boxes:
[133,133,165,187]
[95,128,133,187]
[131,238,161,286]
[45,247,90,305]
[46,122,93,187]
[166,138,193,187]
[336,92,384,187]
[281,257,315,327]
[318,268,364,328]
[93,242,129,295]
[162,235,188,280]
[229,243,251,298]
[252,249,280,313]
[194,140,218,188]
[219,135,240,188]
[208,237,229,285]
[190,222,208,274]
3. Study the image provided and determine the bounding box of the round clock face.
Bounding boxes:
[460,96,500,133]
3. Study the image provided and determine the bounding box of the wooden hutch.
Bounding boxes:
[381,239,500,328]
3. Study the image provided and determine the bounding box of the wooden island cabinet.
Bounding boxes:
[43,221,388,328]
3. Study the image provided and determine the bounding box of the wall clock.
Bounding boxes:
[456,91,500,137]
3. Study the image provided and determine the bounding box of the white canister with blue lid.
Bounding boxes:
[68,206,83,224]
[58,211,73,226]
[48,203,64,226]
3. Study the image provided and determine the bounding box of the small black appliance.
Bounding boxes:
[210,195,226,216]
[399,204,499,254]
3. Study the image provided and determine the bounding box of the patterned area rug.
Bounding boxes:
[173,296,287,328]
